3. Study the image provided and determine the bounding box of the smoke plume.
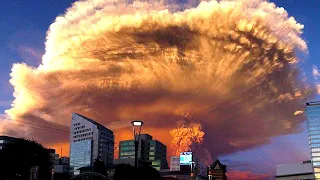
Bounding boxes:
[169,113,205,154]
[313,65,320,94]
[169,113,213,164]
[2,0,316,162]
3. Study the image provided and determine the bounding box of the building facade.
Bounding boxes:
[48,148,60,166]
[69,112,114,175]
[208,159,227,180]
[54,156,70,175]
[276,161,314,180]
[118,134,168,170]
[306,101,320,179]
[170,156,180,172]
[59,156,70,165]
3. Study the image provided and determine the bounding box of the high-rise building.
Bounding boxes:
[306,101,320,179]
[118,134,168,170]
[69,112,114,175]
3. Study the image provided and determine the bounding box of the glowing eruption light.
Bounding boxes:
[2,0,316,162]
[170,113,205,155]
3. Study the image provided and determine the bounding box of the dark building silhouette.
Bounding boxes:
[0,136,18,150]
[208,159,227,180]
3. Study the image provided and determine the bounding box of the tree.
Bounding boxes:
[94,158,107,176]
[137,166,161,180]
[113,164,161,180]
[0,138,53,180]
[113,164,135,180]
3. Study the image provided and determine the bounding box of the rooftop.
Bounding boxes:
[306,101,320,106]
[276,161,313,177]
[73,112,113,134]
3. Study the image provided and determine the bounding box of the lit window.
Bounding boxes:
[311,144,320,148]
[312,148,320,152]
[313,153,320,157]
[315,168,320,173]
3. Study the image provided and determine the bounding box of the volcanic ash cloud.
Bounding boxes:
[313,65,320,94]
[4,0,315,159]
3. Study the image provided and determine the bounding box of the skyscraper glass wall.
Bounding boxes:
[69,113,114,175]
[306,101,320,179]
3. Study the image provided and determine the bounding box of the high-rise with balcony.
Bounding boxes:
[69,113,114,175]
[306,101,320,179]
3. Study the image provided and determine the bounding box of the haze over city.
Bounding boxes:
[0,0,320,179]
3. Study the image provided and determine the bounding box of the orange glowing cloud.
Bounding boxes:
[2,0,316,162]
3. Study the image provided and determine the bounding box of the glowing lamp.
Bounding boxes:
[131,120,143,126]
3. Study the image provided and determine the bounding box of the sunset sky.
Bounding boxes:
[0,0,320,179]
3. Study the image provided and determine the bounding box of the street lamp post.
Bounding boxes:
[131,120,143,168]
[190,161,196,180]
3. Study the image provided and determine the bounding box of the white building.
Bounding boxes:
[69,112,114,175]
[276,161,314,180]
[170,156,180,172]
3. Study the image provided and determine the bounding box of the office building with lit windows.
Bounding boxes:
[69,113,114,175]
[118,134,168,170]
[306,101,320,179]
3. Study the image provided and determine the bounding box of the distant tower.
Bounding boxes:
[306,101,320,179]
[69,113,114,175]
[208,159,227,180]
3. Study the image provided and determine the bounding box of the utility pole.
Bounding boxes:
[131,120,143,169]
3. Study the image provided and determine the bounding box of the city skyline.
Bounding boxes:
[0,0,320,179]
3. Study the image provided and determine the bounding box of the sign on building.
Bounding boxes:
[170,156,180,171]
[30,166,39,180]
[180,152,192,165]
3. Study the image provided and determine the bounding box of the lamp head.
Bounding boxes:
[131,120,143,127]
[131,120,144,141]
